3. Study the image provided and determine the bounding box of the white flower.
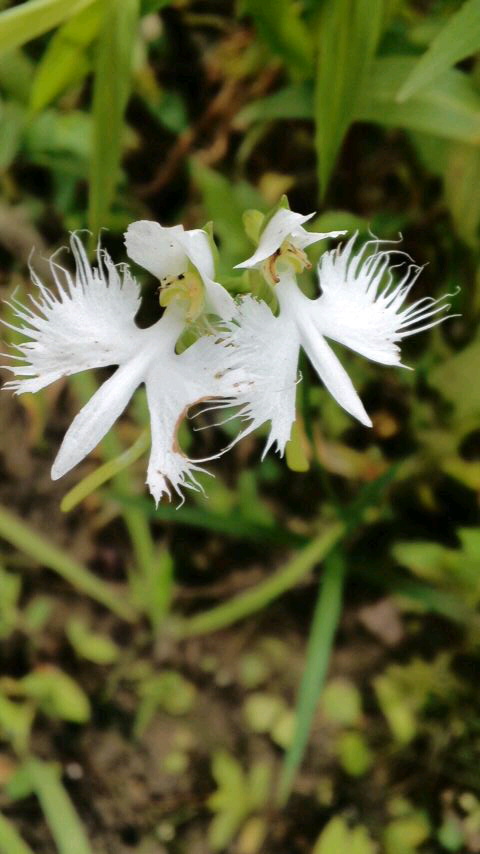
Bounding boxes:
[2,230,240,504]
[236,207,346,276]
[125,219,235,320]
[225,233,454,456]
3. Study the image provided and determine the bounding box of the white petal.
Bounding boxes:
[299,314,372,427]
[236,208,345,269]
[2,234,143,393]
[313,236,453,366]
[144,333,243,504]
[124,220,187,279]
[221,296,300,456]
[51,356,146,479]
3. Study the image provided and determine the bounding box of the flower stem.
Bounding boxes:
[174,521,344,637]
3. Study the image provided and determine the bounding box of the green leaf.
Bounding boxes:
[315,0,383,195]
[429,336,480,419]
[21,668,91,723]
[236,83,313,126]
[313,816,377,854]
[397,0,480,101]
[66,618,120,664]
[444,141,480,246]
[0,0,96,55]
[0,504,136,621]
[23,759,94,854]
[278,548,346,803]
[88,0,140,236]
[242,0,314,77]
[30,1,104,112]
[0,813,35,854]
[357,58,480,143]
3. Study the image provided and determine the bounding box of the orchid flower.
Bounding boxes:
[1,223,239,504]
[226,208,454,457]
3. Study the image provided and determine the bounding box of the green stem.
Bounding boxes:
[278,547,346,804]
[175,522,344,637]
[0,505,135,621]
[61,430,149,512]
[0,813,35,854]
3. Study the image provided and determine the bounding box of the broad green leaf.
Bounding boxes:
[0,813,35,854]
[444,141,480,246]
[242,0,313,77]
[398,0,480,101]
[23,759,94,854]
[88,0,140,236]
[0,102,25,170]
[21,668,91,723]
[357,58,480,143]
[313,816,377,854]
[315,0,383,196]
[0,48,33,101]
[0,0,96,55]
[66,618,120,664]
[429,336,480,419]
[236,84,313,126]
[30,1,104,111]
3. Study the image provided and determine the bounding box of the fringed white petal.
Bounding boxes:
[2,234,143,393]
[124,220,234,320]
[313,235,453,366]
[144,333,244,505]
[220,296,300,457]
[236,208,345,269]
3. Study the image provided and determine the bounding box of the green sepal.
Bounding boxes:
[201,220,220,275]
[249,269,278,312]
[243,209,265,246]
[285,418,310,472]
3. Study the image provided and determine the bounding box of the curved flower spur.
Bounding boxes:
[224,204,456,458]
[1,222,240,504]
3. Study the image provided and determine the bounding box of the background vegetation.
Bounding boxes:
[0,0,479,851]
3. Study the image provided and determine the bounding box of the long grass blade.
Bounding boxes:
[0,813,35,854]
[88,0,140,235]
[397,0,480,102]
[0,0,95,55]
[0,504,135,621]
[278,547,346,804]
[315,0,383,196]
[24,759,94,854]
[175,522,344,637]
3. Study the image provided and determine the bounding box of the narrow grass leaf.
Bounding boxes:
[175,522,344,637]
[0,0,95,55]
[315,0,383,196]
[24,759,94,854]
[357,58,480,143]
[235,84,313,126]
[0,504,135,621]
[88,0,140,235]
[0,813,35,854]
[278,547,346,803]
[111,491,307,547]
[30,1,104,111]
[397,0,480,101]
[242,0,313,77]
